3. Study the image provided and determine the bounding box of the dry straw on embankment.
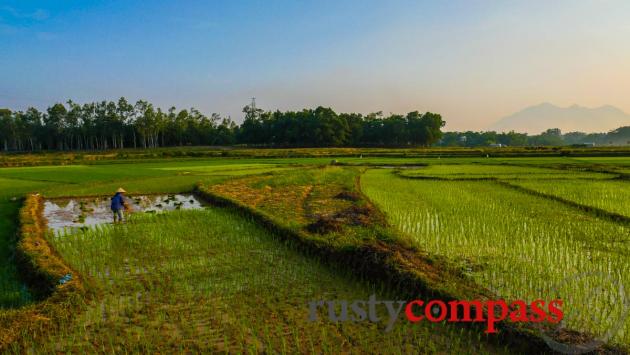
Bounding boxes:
[0,194,89,351]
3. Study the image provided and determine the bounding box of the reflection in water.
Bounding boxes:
[44,194,205,234]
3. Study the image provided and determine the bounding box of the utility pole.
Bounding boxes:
[250,97,256,112]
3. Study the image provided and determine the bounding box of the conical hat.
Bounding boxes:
[116,187,126,193]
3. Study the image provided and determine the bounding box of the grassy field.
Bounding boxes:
[1,152,629,353]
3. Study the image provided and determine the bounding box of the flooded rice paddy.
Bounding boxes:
[44,194,205,233]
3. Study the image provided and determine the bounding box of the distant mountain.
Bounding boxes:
[489,103,630,134]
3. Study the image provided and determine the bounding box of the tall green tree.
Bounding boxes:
[45,103,67,150]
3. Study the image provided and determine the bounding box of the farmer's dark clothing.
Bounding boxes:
[111,192,125,211]
[111,192,125,223]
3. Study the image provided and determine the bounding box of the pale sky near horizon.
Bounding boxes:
[1,0,629,131]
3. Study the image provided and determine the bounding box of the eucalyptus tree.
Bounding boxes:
[65,100,82,150]
[44,103,67,150]
[20,107,43,150]
[115,97,134,149]
[0,109,13,151]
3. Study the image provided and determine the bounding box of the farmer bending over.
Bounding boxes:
[111,187,127,223]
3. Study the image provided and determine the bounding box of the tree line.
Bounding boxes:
[439,127,630,147]
[0,98,446,151]
[0,98,236,151]
[238,105,445,147]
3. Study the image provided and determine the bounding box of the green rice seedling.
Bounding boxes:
[9,208,506,353]
[508,179,630,218]
[362,169,630,346]
[398,164,614,180]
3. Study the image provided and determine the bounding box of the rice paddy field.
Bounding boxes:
[363,170,630,344]
[508,179,630,218]
[1,152,630,353]
[7,209,504,353]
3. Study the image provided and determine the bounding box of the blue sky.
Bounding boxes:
[1,0,629,130]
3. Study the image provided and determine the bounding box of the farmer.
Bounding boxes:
[111,188,127,223]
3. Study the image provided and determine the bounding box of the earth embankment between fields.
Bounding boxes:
[0,194,89,351]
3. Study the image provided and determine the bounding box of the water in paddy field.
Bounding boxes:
[44,194,206,234]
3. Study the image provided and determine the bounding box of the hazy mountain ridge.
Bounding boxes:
[490,103,630,134]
